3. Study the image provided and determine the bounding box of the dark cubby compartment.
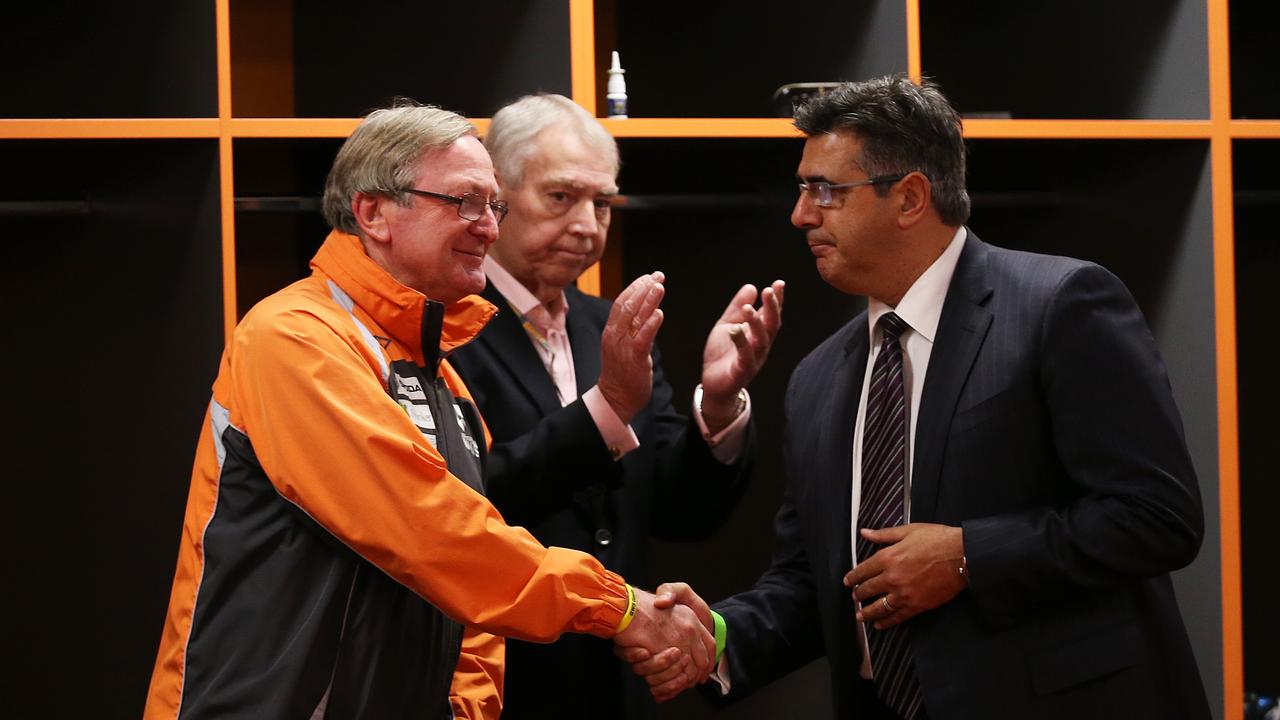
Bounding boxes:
[232,138,343,317]
[601,0,906,118]
[232,0,572,118]
[921,0,1209,119]
[1233,139,1280,697]
[0,2,216,118]
[1229,4,1280,119]
[0,139,223,717]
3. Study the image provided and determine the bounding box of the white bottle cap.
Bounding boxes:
[607,51,626,95]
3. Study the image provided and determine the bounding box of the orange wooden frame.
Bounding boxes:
[10,5,1250,714]
[1207,1,1242,718]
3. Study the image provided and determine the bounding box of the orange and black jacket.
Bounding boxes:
[144,230,630,720]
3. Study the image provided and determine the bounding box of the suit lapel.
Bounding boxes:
[477,283,563,416]
[824,318,870,575]
[564,286,603,398]
[911,232,994,522]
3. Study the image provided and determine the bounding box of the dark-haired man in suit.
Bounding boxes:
[625,74,1211,720]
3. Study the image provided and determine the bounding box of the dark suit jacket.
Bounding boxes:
[450,281,752,719]
[714,232,1209,719]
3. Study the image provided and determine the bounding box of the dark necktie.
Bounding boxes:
[856,312,923,720]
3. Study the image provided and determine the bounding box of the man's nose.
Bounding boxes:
[791,193,819,229]
[567,201,600,236]
[472,208,500,244]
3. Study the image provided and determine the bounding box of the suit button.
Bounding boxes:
[594,529,613,547]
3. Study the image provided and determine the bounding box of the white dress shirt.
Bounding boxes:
[850,226,967,678]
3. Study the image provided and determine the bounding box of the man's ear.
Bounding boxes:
[896,172,932,230]
[353,191,392,245]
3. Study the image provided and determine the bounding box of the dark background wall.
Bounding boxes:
[0,139,224,715]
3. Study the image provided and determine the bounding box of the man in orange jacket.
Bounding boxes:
[143,100,713,720]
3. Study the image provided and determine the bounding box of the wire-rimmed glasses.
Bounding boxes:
[797,174,906,207]
[403,188,509,224]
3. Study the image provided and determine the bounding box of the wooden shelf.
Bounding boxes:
[0,119,220,139]
[961,119,1212,139]
[600,118,799,138]
[226,117,491,139]
[1231,121,1280,139]
[10,117,1272,141]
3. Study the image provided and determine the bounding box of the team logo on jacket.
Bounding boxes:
[392,369,438,449]
[452,404,480,459]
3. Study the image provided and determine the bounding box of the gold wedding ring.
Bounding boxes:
[882,596,895,612]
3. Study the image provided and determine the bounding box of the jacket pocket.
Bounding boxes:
[952,385,1025,434]
[1027,620,1142,696]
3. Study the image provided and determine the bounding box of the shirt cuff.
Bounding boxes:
[583,385,640,460]
[692,388,751,464]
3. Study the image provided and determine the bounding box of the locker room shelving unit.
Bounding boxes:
[1,0,1268,717]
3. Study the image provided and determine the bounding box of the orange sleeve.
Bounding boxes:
[450,627,505,720]
[223,303,629,641]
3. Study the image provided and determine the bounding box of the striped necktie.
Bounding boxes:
[856,311,923,720]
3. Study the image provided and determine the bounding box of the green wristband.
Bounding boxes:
[711,610,727,664]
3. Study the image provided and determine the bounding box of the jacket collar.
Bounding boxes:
[310,230,497,369]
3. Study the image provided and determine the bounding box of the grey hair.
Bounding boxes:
[793,75,970,226]
[322,99,478,234]
[485,93,619,188]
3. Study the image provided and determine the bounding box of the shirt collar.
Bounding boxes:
[868,226,967,344]
[483,255,570,329]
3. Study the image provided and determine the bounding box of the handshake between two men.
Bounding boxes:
[614,520,971,704]
[614,583,718,703]
[611,585,719,695]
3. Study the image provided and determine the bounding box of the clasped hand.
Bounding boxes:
[844,522,967,629]
[614,582,715,703]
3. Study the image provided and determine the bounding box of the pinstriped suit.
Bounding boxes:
[712,231,1210,719]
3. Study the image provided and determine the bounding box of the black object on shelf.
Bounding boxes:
[770,83,844,118]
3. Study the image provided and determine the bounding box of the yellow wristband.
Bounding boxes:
[615,584,638,634]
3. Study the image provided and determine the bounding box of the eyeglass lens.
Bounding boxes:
[458,193,508,224]
[797,182,836,206]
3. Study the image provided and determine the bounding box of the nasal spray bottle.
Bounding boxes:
[607,51,627,118]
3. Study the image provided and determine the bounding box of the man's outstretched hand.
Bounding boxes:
[700,280,784,433]
[616,582,715,702]
[599,272,666,423]
[614,585,716,699]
